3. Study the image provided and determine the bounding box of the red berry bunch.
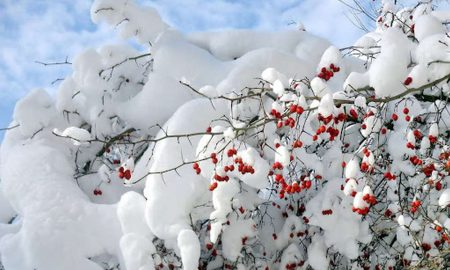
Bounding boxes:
[429,134,437,144]
[317,63,340,81]
[270,109,282,119]
[289,104,305,115]
[292,140,303,148]
[352,206,369,215]
[422,163,435,177]
[118,166,132,180]
[193,162,201,175]
[213,173,229,182]
[234,157,255,175]
[403,107,411,122]
[409,155,423,166]
[363,193,377,206]
[410,200,421,213]
[384,171,396,181]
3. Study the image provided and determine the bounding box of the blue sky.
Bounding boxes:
[0,0,371,140]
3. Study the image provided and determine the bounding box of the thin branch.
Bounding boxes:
[35,56,71,66]
[0,124,20,132]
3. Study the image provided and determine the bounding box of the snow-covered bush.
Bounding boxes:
[3,0,450,269]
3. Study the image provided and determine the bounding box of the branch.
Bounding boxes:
[0,124,20,132]
[35,56,71,66]
[99,53,152,79]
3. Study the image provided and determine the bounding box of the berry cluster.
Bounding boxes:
[270,103,305,130]
[317,63,340,81]
[362,193,377,206]
[383,171,397,181]
[352,206,369,216]
[118,166,132,180]
[312,112,345,142]
[410,200,421,213]
[193,162,201,175]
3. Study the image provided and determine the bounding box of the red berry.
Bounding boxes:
[293,140,303,148]
[227,148,236,157]
[404,77,412,86]
[413,129,422,139]
[391,113,398,121]
[304,180,312,189]
[349,109,358,119]
[209,182,218,191]
[289,104,297,113]
[403,107,409,115]
[124,170,131,180]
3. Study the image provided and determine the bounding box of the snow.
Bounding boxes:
[177,230,201,270]
[144,99,227,242]
[272,79,285,97]
[429,123,439,137]
[91,0,169,44]
[210,179,239,239]
[345,158,360,179]
[275,145,291,167]
[414,14,446,42]
[439,189,450,208]
[221,219,256,262]
[116,73,194,132]
[369,28,411,97]
[59,126,92,146]
[307,235,329,270]
[13,89,57,138]
[0,141,122,270]
[261,68,286,85]
[360,115,382,138]
[318,94,335,117]
[120,233,155,270]
[2,0,450,269]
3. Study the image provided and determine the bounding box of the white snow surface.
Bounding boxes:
[2,0,450,269]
